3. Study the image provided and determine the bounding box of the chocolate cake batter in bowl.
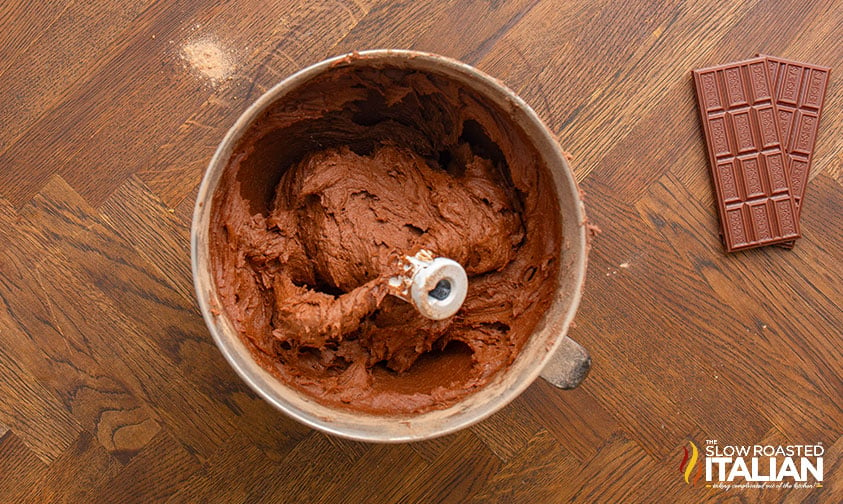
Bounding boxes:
[192,50,590,441]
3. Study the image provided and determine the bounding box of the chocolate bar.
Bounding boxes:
[763,55,830,215]
[693,57,800,252]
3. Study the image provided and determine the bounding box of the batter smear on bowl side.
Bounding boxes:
[210,64,562,414]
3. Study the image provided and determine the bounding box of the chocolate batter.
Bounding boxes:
[211,62,562,414]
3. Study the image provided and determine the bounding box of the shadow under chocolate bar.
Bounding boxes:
[692,56,800,253]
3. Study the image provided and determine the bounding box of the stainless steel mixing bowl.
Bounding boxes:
[192,49,590,442]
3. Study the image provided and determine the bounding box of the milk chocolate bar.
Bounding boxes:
[763,55,830,215]
[693,57,800,252]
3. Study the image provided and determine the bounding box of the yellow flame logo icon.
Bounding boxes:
[679,441,703,485]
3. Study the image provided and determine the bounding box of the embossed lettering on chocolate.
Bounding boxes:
[209,63,563,414]
[693,57,800,252]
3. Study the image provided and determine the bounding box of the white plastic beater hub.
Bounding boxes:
[388,250,468,320]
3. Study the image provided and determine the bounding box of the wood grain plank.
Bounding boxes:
[556,433,653,503]
[18,176,242,459]
[478,0,670,125]
[470,393,545,463]
[570,175,782,447]
[621,436,706,504]
[400,430,502,504]
[332,0,540,64]
[570,71,702,206]
[213,387,311,463]
[0,430,49,503]
[19,175,221,387]
[0,0,72,78]
[322,434,370,462]
[478,0,770,183]
[20,431,122,504]
[26,176,316,462]
[636,173,842,443]
[556,188,712,456]
[0,0,156,154]
[521,379,618,461]
[247,431,364,503]
[35,259,165,463]
[705,0,838,61]
[25,256,227,461]
[317,443,428,504]
[0,216,161,463]
[164,433,278,504]
[469,429,577,504]
[407,431,460,464]
[87,428,201,504]
[0,0,241,207]
[136,0,377,209]
[0,301,160,465]
[0,345,83,463]
[795,174,843,258]
[576,345,700,460]
[557,0,800,183]
[173,183,200,226]
[0,192,49,256]
[100,175,194,301]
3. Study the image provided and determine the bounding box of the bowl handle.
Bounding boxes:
[539,336,591,389]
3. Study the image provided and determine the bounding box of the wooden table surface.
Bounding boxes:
[1,1,840,502]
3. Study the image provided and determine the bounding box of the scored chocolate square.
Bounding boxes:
[693,57,800,252]
[762,55,830,216]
